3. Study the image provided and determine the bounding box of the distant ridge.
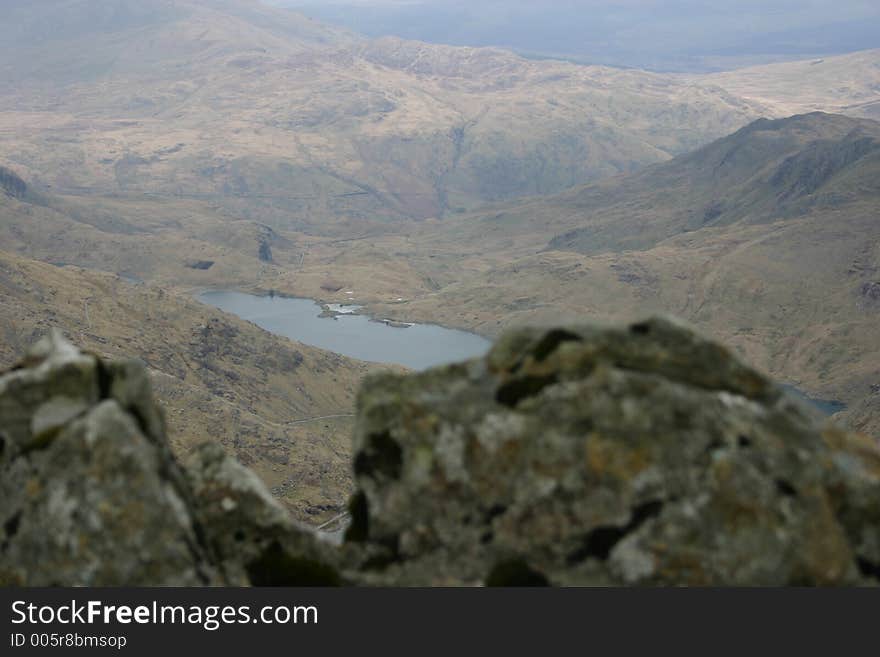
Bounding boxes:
[695,49,880,118]
[387,112,880,439]
[0,0,780,225]
[542,112,880,254]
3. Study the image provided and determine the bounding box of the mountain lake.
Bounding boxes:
[198,290,846,416]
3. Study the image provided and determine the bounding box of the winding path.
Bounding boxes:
[284,413,355,426]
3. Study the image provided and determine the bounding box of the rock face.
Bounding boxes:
[0,331,338,586]
[348,317,880,585]
[186,442,341,586]
[2,319,880,586]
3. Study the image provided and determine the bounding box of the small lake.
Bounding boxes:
[781,385,847,416]
[198,291,848,416]
[198,290,492,370]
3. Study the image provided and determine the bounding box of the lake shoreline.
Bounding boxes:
[196,289,492,371]
[188,284,497,341]
[193,289,847,417]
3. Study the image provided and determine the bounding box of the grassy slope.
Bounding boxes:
[0,246,393,522]
[0,1,780,231]
[335,114,880,438]
[694,49,880,118]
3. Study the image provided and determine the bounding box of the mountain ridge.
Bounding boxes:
[543,112,880,254]
[0,0,780,227]
[339,113,880,438]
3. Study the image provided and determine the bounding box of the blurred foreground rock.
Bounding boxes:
[0,331,338,586]
[349,317,880,586]
[2,319,879,586]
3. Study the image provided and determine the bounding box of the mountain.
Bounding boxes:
[345,113,880,438]
[544,112,880,254]
[0,247,390,522]
[3,2,877,246]
[695,49,880,118]
[277,0,880,73]
[0,0,783,233]
[0,0,349,85]
[1,5,877,447]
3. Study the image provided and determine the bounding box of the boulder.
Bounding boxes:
[0,331,220,585]
[348,317,880,585]
[0,331,335,586]
[2,320,879,586]
[186,442,342,586]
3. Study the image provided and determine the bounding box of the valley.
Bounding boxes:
[0,0,878,529]
[0,247,393,522]
[280,113,880,437]
[198,289,491,369]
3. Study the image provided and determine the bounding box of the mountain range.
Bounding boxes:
[1,0,878,521]
[356,112,880,437]
[4,0,872,233]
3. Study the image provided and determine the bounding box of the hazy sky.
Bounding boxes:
[269,0,880,71]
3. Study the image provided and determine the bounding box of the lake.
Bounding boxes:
[781,385,847,416]
[197,291,847,416]
[198,290,492,370]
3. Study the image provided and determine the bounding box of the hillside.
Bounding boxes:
[0,248,391,522]
[318,114,880,438]
[0,164,306,288]
[695,49,880,118]
[0,0,783,234]
[544,112,880,254]
[0,0,350,84]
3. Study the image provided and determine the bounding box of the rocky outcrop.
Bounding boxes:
[186,442,341,586]
[348,317,880,585]
[0,331,339,586]
[2,319,880,586]
[862,281,880,305]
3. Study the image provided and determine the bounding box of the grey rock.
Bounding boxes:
[0,396,220,585]
[0,331,221,585]
[347,317,880,586]
[0,331,334,586]
[3,320,880,586]
[186,442,342,586]
[0,330,101,461]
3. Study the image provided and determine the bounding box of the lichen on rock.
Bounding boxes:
[2,319,879,586]
[347,317,880,586]
[0,331,337,586]
[186,442,342,586]
[0,331,219,585]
